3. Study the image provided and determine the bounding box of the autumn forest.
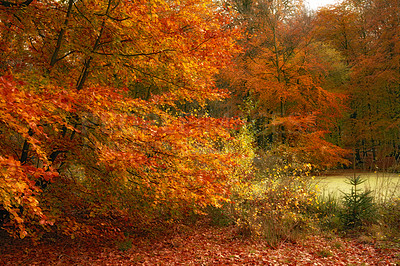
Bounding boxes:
[0,0,400,264]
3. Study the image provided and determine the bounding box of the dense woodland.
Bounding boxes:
[0,0,400,257]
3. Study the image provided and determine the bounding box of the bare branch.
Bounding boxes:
[93,49,174,57]
[50,0,74,67]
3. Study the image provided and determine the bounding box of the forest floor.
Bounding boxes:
[1,222,399,265]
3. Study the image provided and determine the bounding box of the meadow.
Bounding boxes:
[316,171,400,202]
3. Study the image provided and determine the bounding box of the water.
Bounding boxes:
[314,172,400,201]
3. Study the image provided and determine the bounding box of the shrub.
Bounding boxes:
[215,124,318,246]
[312,192,342,231]
[229,164,317,246]
[206,205,233,227]
[379,198,400,238]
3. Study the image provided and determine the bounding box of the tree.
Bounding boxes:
[315,0,400,170]
[0,0,242,238]
[218,0,349,168]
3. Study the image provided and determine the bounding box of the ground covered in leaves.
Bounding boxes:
[1,223,399,265]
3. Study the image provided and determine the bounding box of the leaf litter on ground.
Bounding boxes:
[0,223,399,265]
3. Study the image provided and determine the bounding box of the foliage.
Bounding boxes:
[0,0,242,238]
[378,198,400,238]
[202,122,318,245]
[315,0,400,170]
[217,0,350,169]
[202,123,254,227]
[230,162,317,246]
[340,175,377,229]
[1,0,399,250]
[0,156,56,238]
[206,205,234,227]
[311,192,342,231]
[310,173,400,238]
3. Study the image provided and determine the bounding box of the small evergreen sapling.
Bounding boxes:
[340,175,376,228]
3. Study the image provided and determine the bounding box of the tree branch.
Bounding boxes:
[0,0,34,8]
[76,0,113,91]
[93,49,174,57]
[50,0,74,67]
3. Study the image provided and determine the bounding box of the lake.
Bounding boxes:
[314,171,400,202]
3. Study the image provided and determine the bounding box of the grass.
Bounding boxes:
[308,172,400,240]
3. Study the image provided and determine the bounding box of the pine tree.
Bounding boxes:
[340,175,376,228]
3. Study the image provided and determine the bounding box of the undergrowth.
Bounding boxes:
[206,125,319,246]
